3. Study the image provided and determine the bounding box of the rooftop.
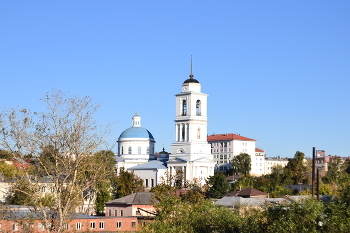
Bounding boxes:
[207,133,257,142]
[105,192,156,205]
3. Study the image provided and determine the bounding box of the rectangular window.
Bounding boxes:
[38,223,44,231]
[63,223,69,230]
[151,179,154,187]
[76,222,82,230]
[90,222,96,229]
[120,210,123,216]
[109,209,111,216]
[132,222,136,228]
[99,222,104,229]
[115,209,118,216]
[145,179,149,187]
[13,223,18,231]
[117,222,122,229]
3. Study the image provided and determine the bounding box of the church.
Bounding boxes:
[115,62,215,188]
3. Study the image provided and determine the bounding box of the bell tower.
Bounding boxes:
[168,57,215,183]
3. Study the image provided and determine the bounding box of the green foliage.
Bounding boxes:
[232,175,255,190]
[113,167,144,198]
[144,184,350,233]
[0,149,12,159]
[231,153,251,176]
[322,157,350,195]
[7,178,33,205]
[95,182,112,214]
[262,197,324,232]
[180,189,205,204]
[285,151,310,185]
[0,161,24,179]
[206,172,231,198]
[92,150,116,214]
[142,195,242,233]
[268,185,293,198]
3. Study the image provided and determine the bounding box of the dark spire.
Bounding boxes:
[189,55,194,79]
[183,55,199,84]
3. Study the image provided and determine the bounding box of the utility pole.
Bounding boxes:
[312,147,316,197]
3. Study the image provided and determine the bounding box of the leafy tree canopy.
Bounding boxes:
[113,167,144,198]
[231,153,251,176]
[206,172,231,198]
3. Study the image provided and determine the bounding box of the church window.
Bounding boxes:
[138,146,141,154]
[121,146,124,155]
[128,147,132,154]
[196,100,201,116]
[146,147,149,154]
[182,100,187,116]
[197,128,200,139]
[145,179,149,187]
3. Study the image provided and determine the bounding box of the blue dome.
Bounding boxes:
[119,127,154,140]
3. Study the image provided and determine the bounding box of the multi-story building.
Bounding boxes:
[315,150,350,172]
[264,156,289,174]
[207,133,265,176]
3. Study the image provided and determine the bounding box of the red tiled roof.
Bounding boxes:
[226,188,268,197]
[255,148,264,152]
[207,133,256,142]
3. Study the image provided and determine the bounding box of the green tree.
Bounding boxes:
[322,157,350,194]
[231,153,251,176]
[285,151,310,185]
[0,149,12,159]
[206,172,231,198]
[142,195,242,233]
[0,161,24,179]
[113,167,144,198]
[93,150,116,214]
[232,175,255,190]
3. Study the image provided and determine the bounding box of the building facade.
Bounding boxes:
[207,133,265,176]
[264,156,289,174]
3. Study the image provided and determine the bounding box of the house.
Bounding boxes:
[0,205,141,232]
[105,192,157,218]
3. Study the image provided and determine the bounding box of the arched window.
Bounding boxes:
[196,100,201,116]
[138,146,141,154]
[182,100,187,116]
[128,146,132,154]
[121,146,124,155]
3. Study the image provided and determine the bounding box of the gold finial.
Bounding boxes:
[189,55,194,79]
[135,111,138,115]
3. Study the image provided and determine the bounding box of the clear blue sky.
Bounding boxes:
[1,1,349,158]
